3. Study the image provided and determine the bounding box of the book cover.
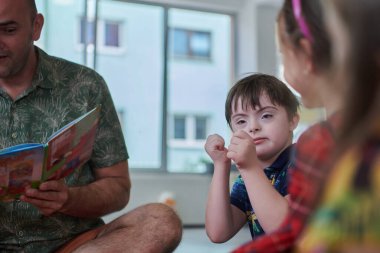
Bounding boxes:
[0,106,100,200]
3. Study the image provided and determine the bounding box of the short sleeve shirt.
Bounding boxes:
[230,145,294,239]
[0,47,129,252]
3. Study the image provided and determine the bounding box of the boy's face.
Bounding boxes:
[230,94,299,162]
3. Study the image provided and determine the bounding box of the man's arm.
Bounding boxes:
[21,160,131,217]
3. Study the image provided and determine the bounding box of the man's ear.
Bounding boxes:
[32,13,44,41]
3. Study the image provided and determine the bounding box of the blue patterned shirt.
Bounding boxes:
[230,145,294,239]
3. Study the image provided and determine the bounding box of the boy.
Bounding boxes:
[205,73,299,242]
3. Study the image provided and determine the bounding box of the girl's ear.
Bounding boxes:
[298,38,314,75]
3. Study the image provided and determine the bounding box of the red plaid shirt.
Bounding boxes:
[232,114,340,253]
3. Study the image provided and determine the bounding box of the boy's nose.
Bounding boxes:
[249,125,260,133]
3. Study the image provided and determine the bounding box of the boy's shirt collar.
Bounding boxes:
[264,144,294,176]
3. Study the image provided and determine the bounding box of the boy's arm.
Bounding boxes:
[239,169,289,233]
[227,130,289,233]
[205,134,246,242]
[206,161,247,243]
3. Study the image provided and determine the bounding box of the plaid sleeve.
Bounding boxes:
[231,120,337,253]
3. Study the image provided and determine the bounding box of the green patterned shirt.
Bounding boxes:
[0,47,129,252]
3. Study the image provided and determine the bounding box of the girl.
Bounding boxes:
[233,0,343,252]
[298,0,380,251]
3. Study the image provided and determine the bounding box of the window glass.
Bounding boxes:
[170,28,211,59]
[171,29,188,56]
[98,1,164,169]
[80,18,95,45]
[174,116,186,139]
[104,22,120,47]
[35,0,233,173]
[35,0,86,64]
[195,116,207,140]
[190,31,211,58]
[168,9,232,173]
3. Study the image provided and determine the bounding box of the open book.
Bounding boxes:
[0,106,100,201]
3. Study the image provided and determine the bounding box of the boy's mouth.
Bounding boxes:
[253,138,266,145]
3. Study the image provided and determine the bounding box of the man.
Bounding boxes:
[0,0,182,252]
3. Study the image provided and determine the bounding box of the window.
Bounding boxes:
[80,18,95,45]
[79,18,122,52]
[170,28,212,60]
[195,116,207,140]
[174,116,186,139]
[104,22,120,47]
[36,0,232,173]
[171,115,209,144]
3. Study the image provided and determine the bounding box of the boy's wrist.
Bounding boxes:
[213,160,231,169]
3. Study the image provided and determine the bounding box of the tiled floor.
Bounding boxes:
[174,226,251,253]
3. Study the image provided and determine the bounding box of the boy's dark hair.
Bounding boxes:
[225,73,300,128]
[278,0,331,71]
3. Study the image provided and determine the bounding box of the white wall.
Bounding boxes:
[104,173,212,225]
[104,0,283,226]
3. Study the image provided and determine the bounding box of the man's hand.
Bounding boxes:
[20,180,69,216]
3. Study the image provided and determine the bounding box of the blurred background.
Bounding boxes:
[36,0,325,251]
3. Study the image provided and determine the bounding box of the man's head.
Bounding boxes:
[29,0,38,21]
[0,0,43,80]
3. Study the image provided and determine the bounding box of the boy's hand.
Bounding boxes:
[204,134,230,165]
[227,130,259,169]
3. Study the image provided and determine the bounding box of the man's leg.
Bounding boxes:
[72,203,182,253]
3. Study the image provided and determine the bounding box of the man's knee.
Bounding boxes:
[142,203,182,240]
[143,203,182,228]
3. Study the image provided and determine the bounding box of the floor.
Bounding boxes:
[174,226,251,253]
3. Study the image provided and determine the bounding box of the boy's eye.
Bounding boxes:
[236,119,246,125]
[262,113,273,119]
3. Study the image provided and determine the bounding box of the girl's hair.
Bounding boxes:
[330,0,380,144]
[278,0,331,71]
[225,73,300,128]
